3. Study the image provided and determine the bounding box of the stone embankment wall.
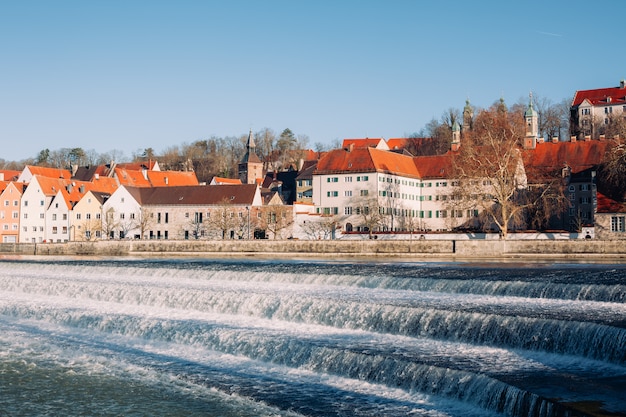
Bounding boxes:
[1,239,624,260]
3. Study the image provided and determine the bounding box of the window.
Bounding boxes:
[3,201,7,206]
[86,213,91,220]
[165,213,169,223]
[63,214,67,220]
[23,213,27,219]
[345,177,352,182]
[76,213,82,220]
[345,190,352,197]
[120,213,125,219]
[360,190,368,196]
[12,212,18,219]
[345,207,353,215]
[611,216,626,232]
[52,227,58,234]
[96,213,101,220]
[327,177,338,183]
[52,214,57,221]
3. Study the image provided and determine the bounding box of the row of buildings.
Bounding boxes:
[2,81,626,242]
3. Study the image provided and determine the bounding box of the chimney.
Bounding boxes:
[552,137,559,143]
[570,136,576,143]
[94,173,100,180]
[584,135,591,141]
[599,134,606,141]
[164,176,168,185]
[621,79,625,88]
[0,173,3,181]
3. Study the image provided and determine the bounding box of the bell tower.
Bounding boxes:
[523,93,538,150]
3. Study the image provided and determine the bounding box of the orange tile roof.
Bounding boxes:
[0,170,21,181]
[34,175,117,208]
[212,176,242,185]
[342,138,386,149]
[27,166,72,179]
[116,160,158,171]
[147,170,199,186]
[572,83,626,107]
[114,168,152,187]
[315,147,420,178]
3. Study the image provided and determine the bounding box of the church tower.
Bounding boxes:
[238,129,264,184]
[523,93,539,150]
[451,121,461,152]
[462,99,473,134]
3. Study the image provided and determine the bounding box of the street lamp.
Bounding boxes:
[246,206,250,239]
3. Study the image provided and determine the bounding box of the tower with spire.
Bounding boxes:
[462,99,473,134]
[238,129,264,184]
[451,121,461,152]
[523,93,539,150]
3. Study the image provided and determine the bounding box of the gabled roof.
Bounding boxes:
[125,184,260,206]
[522,140,608,175]
[315,147,421,178]
[296,160,317,180]
[21,166,72,181]
[210,176,243,185]
[386,138,412,150]
[572,83,626,107]
[31,175,118,209]
[597,192,626,214]
[342,138,389,150]
[114,168,152,187]
[0,170,20,181]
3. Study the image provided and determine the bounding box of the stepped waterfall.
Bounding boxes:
[1,259,625,417]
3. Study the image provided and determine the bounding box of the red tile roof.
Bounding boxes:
[522,140,608,175]
[597,192,626,214]
[572,83,626,107]
[386,138,412,150]
[414,154,454,179]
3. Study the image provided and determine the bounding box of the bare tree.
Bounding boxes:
[300,214,343,240]
[257,206,294,239]
[353,192,385,239]
[205,202,241,239]
[452,103,566,238]
[598,133,626,201]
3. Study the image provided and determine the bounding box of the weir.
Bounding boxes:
[1,259,625,417]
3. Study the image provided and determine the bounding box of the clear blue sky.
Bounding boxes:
[1,0,624,162]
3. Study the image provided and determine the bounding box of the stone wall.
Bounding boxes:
[4,239,621,260]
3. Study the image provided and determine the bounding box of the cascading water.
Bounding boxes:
[1,258,625,417]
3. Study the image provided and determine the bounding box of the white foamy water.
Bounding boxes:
[1,258,625,417]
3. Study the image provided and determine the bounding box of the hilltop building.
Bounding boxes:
[571,79,626,139]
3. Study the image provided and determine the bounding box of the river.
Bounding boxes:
[0,258,625,416]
